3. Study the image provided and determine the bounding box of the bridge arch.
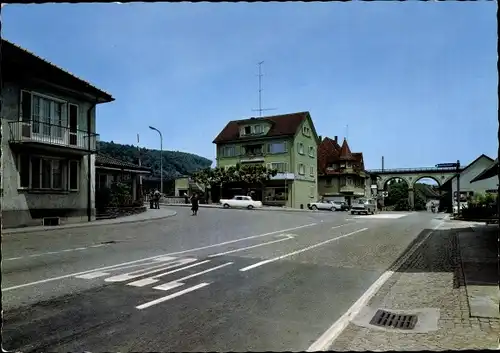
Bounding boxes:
[380,176,411,190]
[412,175,442,188]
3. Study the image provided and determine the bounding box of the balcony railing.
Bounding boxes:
[9,121,99,152]
[340,185,365,194]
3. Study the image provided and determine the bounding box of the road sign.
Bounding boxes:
[436,163,458,168]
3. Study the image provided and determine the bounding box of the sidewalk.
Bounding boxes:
[2,208,177,235]
[329,219,499,351]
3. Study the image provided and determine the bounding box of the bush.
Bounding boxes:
[96,187,113,211]
[110,182,133,207]
[395,199,410,211]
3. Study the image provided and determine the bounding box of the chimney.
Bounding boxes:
[334,136,338,143]
[318,135,322,142]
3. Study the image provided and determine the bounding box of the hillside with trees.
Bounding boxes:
[98,141,213,180]
[384,179,440,211]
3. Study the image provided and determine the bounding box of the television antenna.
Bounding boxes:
[251,61,277,117]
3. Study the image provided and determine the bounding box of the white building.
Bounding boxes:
[1,39,114,228]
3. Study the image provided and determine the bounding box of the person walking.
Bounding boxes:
[153,189,161,209]
[190,193,199,216]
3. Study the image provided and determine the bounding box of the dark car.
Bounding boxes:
[340,202,350,211]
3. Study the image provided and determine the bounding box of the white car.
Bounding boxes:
[220,195,263,209]
[307,200,340,211]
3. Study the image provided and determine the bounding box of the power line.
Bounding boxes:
[251,61,277,117]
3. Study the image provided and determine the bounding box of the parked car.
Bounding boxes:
[307,200,339,211]
[351,198,376,215]
[220,195,263,209]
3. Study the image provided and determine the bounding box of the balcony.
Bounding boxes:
[340,185,365,196]
[240,149,264,163]
[8,121,99,155]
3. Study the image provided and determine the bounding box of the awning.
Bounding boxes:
[470,158,499,183]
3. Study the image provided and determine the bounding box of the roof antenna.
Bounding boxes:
[251,61,277,117]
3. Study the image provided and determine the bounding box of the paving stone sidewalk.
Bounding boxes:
[330,220,500,351]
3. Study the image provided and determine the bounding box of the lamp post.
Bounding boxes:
[149,126,163,195]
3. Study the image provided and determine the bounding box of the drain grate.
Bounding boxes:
[369,309,418,330]
[100,240,117,244]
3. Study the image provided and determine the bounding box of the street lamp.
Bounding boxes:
[149,125,163,195]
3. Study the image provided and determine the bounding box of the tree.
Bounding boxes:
[385,181,409,207]
[191,163,278,198]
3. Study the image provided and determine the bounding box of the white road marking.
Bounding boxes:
[5,243,108,261]
[331,223,350,229]
[353,213,409,219]
[127,278,161,287]
[105,258,195,283]
[126,260,211,286]
[307,220,445,351]
[136,282,211,310]
[208,236,294,258]
[239,228,369,272]
[151,282,184,291]
[76,272,110,279]
[153,262,233,290]
[3,222,318,291]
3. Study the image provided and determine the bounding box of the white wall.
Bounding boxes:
[452,156,498,196]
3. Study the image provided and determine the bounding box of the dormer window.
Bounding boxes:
[243,124,263,135]
[244,126,252,135]
[254,125,263,134]
[302,126,311,137]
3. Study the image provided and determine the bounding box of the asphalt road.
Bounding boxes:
[2,208,445,352]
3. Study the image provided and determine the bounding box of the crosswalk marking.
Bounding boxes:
[105,258,197,283]
[136,282,211,310]
[76,271,110,279]
[153,262,233,291]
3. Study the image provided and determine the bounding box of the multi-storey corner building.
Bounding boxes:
[317,136,369,205]
[1,39,114,228]
[213,112,320,209]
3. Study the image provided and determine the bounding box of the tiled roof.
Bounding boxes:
[339,138,356,161]
[318,136,365,175]
[213,111,309,144]
[2,39,114,103]
[96,154,151,172]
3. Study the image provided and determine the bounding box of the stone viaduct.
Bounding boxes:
[366,167,463,208]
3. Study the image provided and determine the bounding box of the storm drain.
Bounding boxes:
[369,309,418,330]
[100,240,117,244]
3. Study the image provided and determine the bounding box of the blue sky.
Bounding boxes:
[3,2,497,170]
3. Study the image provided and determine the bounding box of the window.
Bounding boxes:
[297,143,304,154]
[22,91,67,138]
[309,146,315,157]
[267,142,287,154]
[298,163,305,175]
[268,162,288,173]
[18,154,79,191]
[244,126,252,135]
[326,177,332,186]
[69,160,79,190]
[254,125,263,134]
[310,166,315,176]
[302,126,311,137]
[221,146,236,157]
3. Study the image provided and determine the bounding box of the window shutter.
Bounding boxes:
[284,141,288,152]
[21,91,32,122]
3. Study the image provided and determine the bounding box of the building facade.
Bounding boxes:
[1,39,113,228]
[317,136,368,205]
[213,112,320,209]
[440,154,497,208]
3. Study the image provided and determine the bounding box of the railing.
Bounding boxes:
[340,185,365,194]
[367,167,462,174]
[9,121,99,152]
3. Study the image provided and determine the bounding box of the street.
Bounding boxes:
[2,209,445,352]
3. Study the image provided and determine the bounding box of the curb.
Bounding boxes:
[160,203,322,214]
[2,211,178,236]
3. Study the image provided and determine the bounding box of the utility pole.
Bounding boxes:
[252,61,277,117]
